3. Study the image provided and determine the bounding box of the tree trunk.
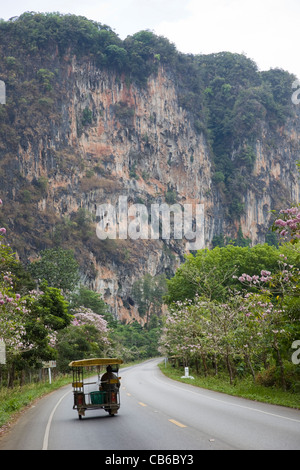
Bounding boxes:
[213,353,218,376]
[20,369,25,386]
[201,353,208,377]
[274,342,287,391]
[195,357,199,375]
[8,363,15,388]
[225,352,234,385]
[245,352,255,382]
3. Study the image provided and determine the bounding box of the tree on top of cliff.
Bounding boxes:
[0,12,120,54]
[0,12,176,85]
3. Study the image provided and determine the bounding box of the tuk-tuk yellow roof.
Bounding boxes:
[69,358,123,367]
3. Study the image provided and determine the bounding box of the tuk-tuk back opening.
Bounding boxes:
[69,357,123,419]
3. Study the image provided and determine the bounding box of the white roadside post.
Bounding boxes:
[181,366,194,379]
[42,361,57,384]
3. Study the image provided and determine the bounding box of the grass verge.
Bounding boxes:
[0,375,72,432]
[158,362,300,410]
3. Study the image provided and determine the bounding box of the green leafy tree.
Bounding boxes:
[110,317,162,362]
[56,324,106,372]
[56,306,110,371]
[132,273,167,325]
[21,281,71,366]
[29,247,80,293]
[105,44,128,70]
[30,281,71,330]
[37,68,55,91]
[164,244,298,305]
[69,286,112,323]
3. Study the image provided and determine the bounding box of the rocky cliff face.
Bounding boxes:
[239,115,300,244]
[49,59,213,321]
[1,39,300,322]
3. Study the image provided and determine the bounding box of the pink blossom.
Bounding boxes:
[280,230,289,237]
[261,270,271,276]
[274,219,286,227]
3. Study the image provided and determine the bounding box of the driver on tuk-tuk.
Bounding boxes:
[100,365,119,392]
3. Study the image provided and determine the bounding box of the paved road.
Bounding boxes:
[0,358,300,450]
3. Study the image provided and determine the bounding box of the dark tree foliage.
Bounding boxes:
[29,247,80,293]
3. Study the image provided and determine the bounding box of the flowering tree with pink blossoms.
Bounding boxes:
[237,206,300,390]
[0,271,32,353]
[160,298,204,368]
[55,307,111,371]
[237,260,300,390]
[162,230,300,388]
[71,307,110,346]
[0,201,30,353]
[0,200,36,384]
[161,293,270,385]
[274,205,300,243]
[230,201,300,389]
[0,200,72,385]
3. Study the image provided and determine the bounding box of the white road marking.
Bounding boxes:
[42,390,71,450]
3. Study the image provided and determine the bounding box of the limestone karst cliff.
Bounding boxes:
[0,13,299,322]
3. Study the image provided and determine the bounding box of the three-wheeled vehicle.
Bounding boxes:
[69,358,123,419]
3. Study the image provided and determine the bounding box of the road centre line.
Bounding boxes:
[169,419,187,428]
[136,396,187,428]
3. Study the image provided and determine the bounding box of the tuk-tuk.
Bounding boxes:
[69,357,123,419]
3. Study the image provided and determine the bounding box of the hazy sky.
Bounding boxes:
[1,0,299,79]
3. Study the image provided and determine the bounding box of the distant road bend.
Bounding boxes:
[0,358,299,450]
